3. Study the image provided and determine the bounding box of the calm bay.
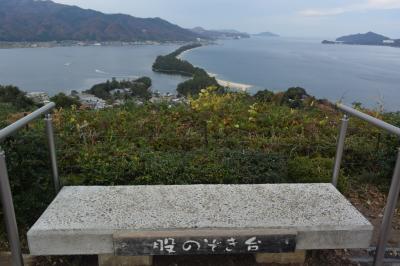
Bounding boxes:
[0,37,399,110]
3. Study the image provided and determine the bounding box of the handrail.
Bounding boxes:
[0,102,58,266]
[337,103,400,137]
[0,102,56,142]
[333,103,400,266]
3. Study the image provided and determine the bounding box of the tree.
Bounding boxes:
[135,77,152,88]
[0,85,36,110]
[254,89,274,102]
[84,77,153,101]
[177,73,220,97]
[281,87,309,108]
[50,93,81,109]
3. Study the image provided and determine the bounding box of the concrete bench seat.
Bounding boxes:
[27,183,372,258]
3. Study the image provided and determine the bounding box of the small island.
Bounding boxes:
[253,32,280,37]
[322,31,400,47]
[321,40,336,44]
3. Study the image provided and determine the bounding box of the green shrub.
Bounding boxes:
[0,85,36,110]
[0,103,19,126]
[1,128,55,229]
[288,156,348,191]
[219,150,288,184]
[50,93,81,109]
[281,87,308,108]
[62,149,288,186]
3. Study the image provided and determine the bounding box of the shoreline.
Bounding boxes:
[0,40,193,49]
[177,45,253,91]
[176,50,187,59]
[176,44,254,92]
[216,79,253,91]
[207,72,253,91]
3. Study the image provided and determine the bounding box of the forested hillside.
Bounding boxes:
[0,0,201,42]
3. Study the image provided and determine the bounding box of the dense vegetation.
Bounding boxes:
[176,69,222,96]
[0,85,36,110]
[152,44,221,96]
[152,43,203,76]
[1,85,400,251]
[84,77,152,101]
[0,0,201,42]
[50,93,81,109]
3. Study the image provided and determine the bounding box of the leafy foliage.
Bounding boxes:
[288,156,347,190]
[281,87,309,108]
[177,71,221,96]
[0,103,19,127]
[254,89,274,102]
[50,93,81,109]
[1,130,54,227]
[0,85,36,110]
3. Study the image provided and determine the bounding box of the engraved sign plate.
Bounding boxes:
[114,229,296,256]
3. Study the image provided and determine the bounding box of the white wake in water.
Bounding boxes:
[95,69,109,74]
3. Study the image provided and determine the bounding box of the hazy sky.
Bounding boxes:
[54,0,400,38]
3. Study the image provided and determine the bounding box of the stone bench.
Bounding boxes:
[27,184,373,265]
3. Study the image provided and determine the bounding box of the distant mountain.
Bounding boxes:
[322,32,399,47]
[0,0,202,42]
[254,32,280,37]
[337,32,390,45]
[190,27,250,39]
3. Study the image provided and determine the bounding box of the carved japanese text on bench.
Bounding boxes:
[114,230,297,256]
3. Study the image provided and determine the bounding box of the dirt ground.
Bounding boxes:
[33,250,358,266]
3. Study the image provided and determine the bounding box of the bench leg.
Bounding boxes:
[98,254,153,266]
[255,250,306,265]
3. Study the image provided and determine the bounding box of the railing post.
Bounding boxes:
[0,148,24,266]
[374,148,400,266]
[332,114,349,187]
[45,114,60,193]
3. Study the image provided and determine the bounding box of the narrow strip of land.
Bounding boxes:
[152,43,253,95]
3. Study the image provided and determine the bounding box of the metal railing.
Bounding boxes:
[332,103,400,266]
[0,102,59,266]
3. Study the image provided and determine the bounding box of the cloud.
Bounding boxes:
[368,0,400,8]
[300,0,400,16]
[300,8,347,16]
